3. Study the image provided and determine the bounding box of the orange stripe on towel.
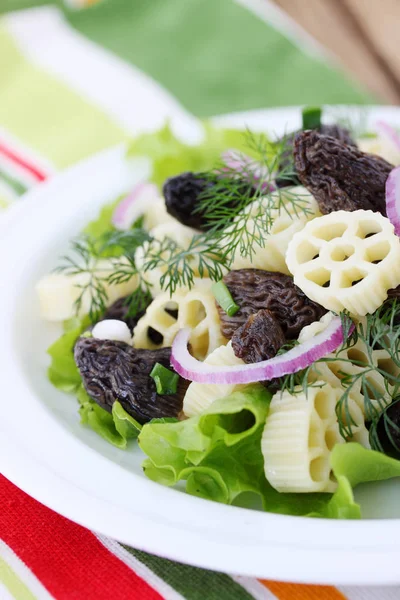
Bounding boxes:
[261,580,347,600]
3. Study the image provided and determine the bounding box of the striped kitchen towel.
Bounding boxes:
[1,474,398,600]
[0,1,390,599]
[0,0,371,206]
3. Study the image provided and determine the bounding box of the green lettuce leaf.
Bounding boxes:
[139,385,271,502]
[48,315,141,449]
[139,386,355,515]
[246,444,400,519]
[83,194,145,258]
[47,316,90,393]
[127,123,268,187]
[78,386,141,449]
[139,384,400,519]
[331,442,400,486]
[83,195,120,239]
[139,385,340,513]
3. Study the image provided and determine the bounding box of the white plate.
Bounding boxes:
[2,106,400,586]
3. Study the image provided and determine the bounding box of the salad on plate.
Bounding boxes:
[36,107,400,520]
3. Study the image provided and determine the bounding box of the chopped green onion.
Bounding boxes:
[302,106,322,130]
[212,281,239,316]
[81,331,93,338]
[361,132,378,139]
[150,363,179,395]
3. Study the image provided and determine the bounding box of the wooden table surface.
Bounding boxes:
[272,0,400,104]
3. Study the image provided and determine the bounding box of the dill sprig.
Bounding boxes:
[99,228,151,256]
[55,128,317,320]
[197,130,313,260]
[141,233,229,296]
[279,303,400,439]
[55,229,152,323]
[369,397,400,455]
[139,130,314,294]
[55,235,109,322]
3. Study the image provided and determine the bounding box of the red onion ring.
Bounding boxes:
[112,182,159,230]
[386,166,400,237]
[376,120,400,152]
[221,150,274,193]
[171,316,352,384]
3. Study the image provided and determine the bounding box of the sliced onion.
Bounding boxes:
[386,166,400,236]
[376,120,400,152]
[221,150,274,193]
[171,316,353,384]
[112,182,159,230]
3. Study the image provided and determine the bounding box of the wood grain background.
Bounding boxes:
[272,0,400,104]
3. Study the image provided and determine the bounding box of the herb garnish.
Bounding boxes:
[55,235,110,323]
[279,303,400,439]
[139,131,313,292]
[55,229,151,322]
[55,130,317,322]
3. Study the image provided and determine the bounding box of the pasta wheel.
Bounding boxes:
[299,314,395,446]
[262,383,344,493]
[298,311,335,343]
[142,197,176,230]
[358,136,400,166]
[286,209,400,316]
[135,220,207,297]
[231,186,320,274]
[183,342,245,417]
[132,288,226,359]
[36,258,138,322]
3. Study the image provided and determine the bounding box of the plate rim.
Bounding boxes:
[3,106,400,585]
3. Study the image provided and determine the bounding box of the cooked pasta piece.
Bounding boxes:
[299,314,395,446]
[183,342,245,417]
[132,287,226,359]
[358,135,400,166]
[262,383,344,493]
[286,209,400,315]
[231,186,320,273]
[36,259,138,322]
[135,220,208,297]
[298,312,335,343]
[142,197,176,230]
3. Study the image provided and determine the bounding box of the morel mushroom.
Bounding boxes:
[74,338,187,423]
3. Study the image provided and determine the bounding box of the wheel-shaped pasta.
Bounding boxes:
[142,197,176,230]
[36,258,139,322]
[135,220,207,297]
[299,314,395,446]
[231,186,320,274]
[358,135,400,166]
[132,288,226,359]
[183,342,245,417]
[262,383,344,493]
[286,210,400,315]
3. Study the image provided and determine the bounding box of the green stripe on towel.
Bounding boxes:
[0,26,126,168]
[123,547,256,600]
[67,0,373,117]
[0,167,28,196]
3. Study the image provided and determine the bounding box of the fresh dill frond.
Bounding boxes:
[99,228,151,257]
[55,235,109,322]
[142,233,229,296]
[115,129,314,298]
[55,126,320,318]
[279,303,400,439]
[56,229,153,323]
[123,279,153,317]
[101,228,154,314]
[192,130,314,265]
[369,396,400,455]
